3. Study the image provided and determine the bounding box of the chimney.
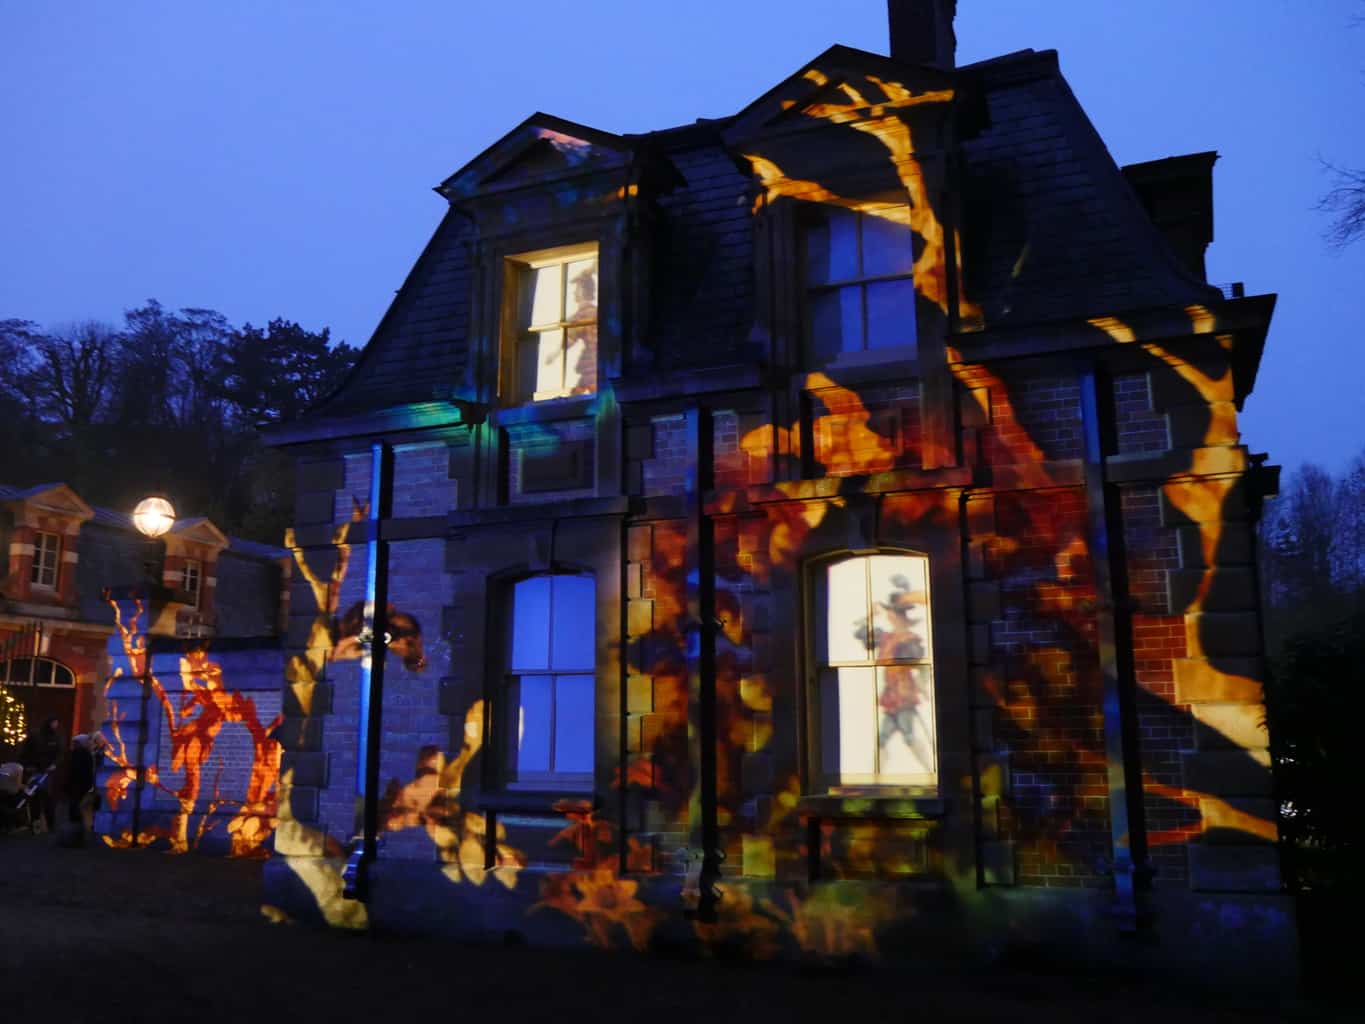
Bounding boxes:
[887,0,957,69]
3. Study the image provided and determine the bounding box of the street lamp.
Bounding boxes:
[127,494,175,848]
[132,496,175,539]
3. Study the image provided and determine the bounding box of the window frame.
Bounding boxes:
[805,549,938,794]
[182,558,202,607]
[800,201,920,369]
[0,656,75,688]
[502,242,600,406]
[500,571,597,793]
[30,532,61,590]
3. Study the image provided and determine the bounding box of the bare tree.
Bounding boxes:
[1319,161,1365,249]
[35,320,120,426]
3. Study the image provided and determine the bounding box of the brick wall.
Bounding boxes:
[1114,372,1168,454]
[980,372,1083,465]
[393,443,458,518]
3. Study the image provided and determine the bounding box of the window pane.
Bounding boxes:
[865,279,917,352]
[510,675,552,776]
[54,664,74,687]
[563,325,597,396]
[809,285,863,361]
[33,659,53,686]
[550,575,594,670]
[877,665,935,776]
[869,555,930,662]
[565,258,597,320]
[521,264,563,328]
[824,558,871,664]
[860,210,915,278]
[820,667,876,778]
[510,576,551,671]
[526,328,564,399]
[805,209,859,285]
[516,334,540,402]
[553,674,594,775]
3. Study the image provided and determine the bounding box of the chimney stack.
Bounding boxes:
[887,0,957,69]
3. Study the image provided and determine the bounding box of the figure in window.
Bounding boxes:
[565,263,598,396]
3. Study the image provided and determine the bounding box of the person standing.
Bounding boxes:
[66,734,97,833]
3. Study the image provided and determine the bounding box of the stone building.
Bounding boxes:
[262,1,1292,984]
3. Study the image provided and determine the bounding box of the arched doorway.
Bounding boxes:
[0,657,77,751]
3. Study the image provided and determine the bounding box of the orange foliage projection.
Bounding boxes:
[101,598,283,856]
[269,63,1281,961]
[534,869,659,951]
[378,702,525,887]
[747,68,978,322]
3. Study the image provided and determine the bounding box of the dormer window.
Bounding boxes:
[507,243,599,404]
[31,532,60,590]
[803,204,917,366]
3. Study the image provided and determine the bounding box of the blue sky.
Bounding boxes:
[2,1,1362,474]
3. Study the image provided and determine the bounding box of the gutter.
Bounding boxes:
[261,400,485,449]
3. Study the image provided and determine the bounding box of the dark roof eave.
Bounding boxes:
[261,400,487,449]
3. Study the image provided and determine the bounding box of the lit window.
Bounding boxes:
[812,552,936,788]
[504,574,595,789]
[509,244,598,403]
[1,657,75,687]
[183,559,202,606]
[804,205,917,364]
[30,532,60,589]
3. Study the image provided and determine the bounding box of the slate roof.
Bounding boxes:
[310,44,1219,417]
[957,49,1219,326]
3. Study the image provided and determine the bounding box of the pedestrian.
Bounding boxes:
[19,715,61,833]
[66,734,97,833]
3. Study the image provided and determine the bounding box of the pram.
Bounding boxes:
[0,762,51,834]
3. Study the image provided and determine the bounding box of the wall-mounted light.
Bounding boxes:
[132,496,176,539]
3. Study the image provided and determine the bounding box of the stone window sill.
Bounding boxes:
[797,793,945,820]
[476,791,597,815]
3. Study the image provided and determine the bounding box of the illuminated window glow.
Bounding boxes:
[31,532,60,589]
[813,552,936,788]
[506,573,595,789]
[509,244,598,403]
[804,206,918,364]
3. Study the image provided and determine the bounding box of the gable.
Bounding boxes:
[723,45,954,149]
[169,517,230,549]
[0,482,94,523]
[437,114,633,201]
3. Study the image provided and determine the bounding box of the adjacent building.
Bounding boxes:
[1,482,291,742]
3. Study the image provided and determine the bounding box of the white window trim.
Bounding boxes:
[503,572,596,792]
[504,242,599,405]
[802,202,919,368]
[30,532,61,590]
[183,558,203,607]
[809,550,938,793]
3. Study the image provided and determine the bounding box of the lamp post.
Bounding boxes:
[127,495,175,846]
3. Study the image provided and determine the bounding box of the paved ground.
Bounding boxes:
[0,830,1342,1023]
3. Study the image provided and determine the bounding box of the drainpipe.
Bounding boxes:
[1078,363,1147,931]
[343,441,392,901]
[685,406,722,921]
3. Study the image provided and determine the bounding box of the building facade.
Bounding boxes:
[263,2,1292,984]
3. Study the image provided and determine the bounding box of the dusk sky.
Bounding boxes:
[2,1,1362,476]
